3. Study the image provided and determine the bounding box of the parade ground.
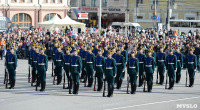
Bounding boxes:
[0,59,199,110]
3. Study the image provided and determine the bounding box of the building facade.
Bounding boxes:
[0,0,70,29]
[128,0,200,29]
[71,0,127,28]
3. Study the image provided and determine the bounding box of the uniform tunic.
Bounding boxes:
[105,58,117,86]
[127,57,139,84]
[54,51,64,76]
[95,55,105,83]
[70,55,82,83]
[166,55,177,81]
[186,54,197,78]
[156,52,166,76]
[85,52,95,78]
[174,52,183,76]
[114,54,125,80]
[6,53,17,80]
[37,54,48,82]
[144,56,155,83]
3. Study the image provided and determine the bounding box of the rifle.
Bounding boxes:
[53,73,56,85]
[51,62,54,77]
[165,71,168,89]
[126,76,130,94]
[143,75,146,92]
[103,78,106,97]
[69,77,72,94]
[185,69,188,87]
[84,75,87,87]
[63,71,66,89]
[28,65,31,83]
[156,66,159,84]
[35,72,38,91]
[93,73,96,91]
[5,68,8,89]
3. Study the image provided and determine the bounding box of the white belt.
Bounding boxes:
[71,65,78,67]
[129,67,136,69]
[116,63,122,65]
[30,58,32,59]
[82,58,86,60]
[96,65,102,67]
[56,60,62,61]
[158,60,164,62]
[188,62,194,64]
[177,60,180,62]
[139,62,144,64]
[53,54,55,55]
[33,61,37,63]
[8,62,14,64]
[145,65,152,67]
[168,63,174,64]
[87,62,93,63]
[106,67,113,69]
[38,63,45,65]
[65,63,70,65]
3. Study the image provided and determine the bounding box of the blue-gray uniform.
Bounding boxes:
[63,54,72,89]
[174,52,183,83]
[37,54,48,91]
[121,50,128,78]
[127,57,139,94]
[136,53,146,87]
[52,46,57,60]
[93,48,99,56]
[6,52,17,89]
[80,49,87,81]
[185,54,197,87]
[29,49,36,83]
[156,52,166,84]
[32,52,39,86]
[166,54,177,89]
[105,57,117,97]
[114,54,125,89]
[144,56,155,92]
[54,51,64,85]
[103,50,108,57]
[70,54,82,94]
[85,52,95,87]
[95,55,105,91]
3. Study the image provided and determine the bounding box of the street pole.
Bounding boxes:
[99,0,102,33]
[136,1,138,23]
[166,0,170,30]
[154,0,156,30]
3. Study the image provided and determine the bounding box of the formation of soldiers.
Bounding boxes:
[2,35,198,98]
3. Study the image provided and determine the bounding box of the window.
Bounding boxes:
[51,0,55,3]
[178,0,183,5]
[137,0,144,4]
[27,0,32,3]
[186,17,195,20]
[43,0,48,3]
[58,0,62,3]
[20,0,25,3]
[170,0,176,6]
[103,0,107,7]
[170,16,176,19]
[152,0,159,5]
[137,16,143,19]
[11,0,17,2]
[91,0,97,7]
[82,0,86,6]
[43,13,61,22]
[12,13,32,28]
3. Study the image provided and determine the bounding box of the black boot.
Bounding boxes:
[97,82,103,91]
[133,84,137,94]
[87,78,93,87]
[73,82,76,94]
[57,76,62,85]
[147,82,152,92]
[159,76,164,85]
[116,79,123,89]
[9,79,14,89]
[189,78,194,87]
[168,79,174,90]
[150,83,153,92]
[176,74,181,83]
[109,86,114,97]
[40,82,45,92]
[75,83,79,94]
[107,85,111,97]
[131,84,134,94]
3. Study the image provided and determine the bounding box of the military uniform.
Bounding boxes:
[29,46,36,83]
[32,49,39,86]
[136,51,146,87]
[105,56,117,97]
[185,49,197,87]
[144,54,155,92]
[127,52,139,94]
[174,51,183,83]
[37,51,48,91]
[70,51,82,94]
[63,51,72,89]
[95,52,105,91]
[79,47,87,82]
[156,51,166,84]
[166,52,177,89]
[54,49,64,85]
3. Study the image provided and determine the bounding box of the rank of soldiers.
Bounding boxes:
[3,40,198,98]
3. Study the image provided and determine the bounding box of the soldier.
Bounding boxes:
[95,48,105,91]
[120,44,128,78]
[127,50,139,94]
[185,47,197,87]
[63,46,72,89]
[105,51,117,97]
[29,43,36,83]
[103,44,109,57]
[136,46,146,87]
[85,46,95,87]
[32,43,40,87]
[156,46,167,85]
[114,47,125,89]
[6,44,17,89]
[52,41,59,61]
[80,44,87,83]
[144,49,155,92]
[93,43,99,56]
[70,48,82,94]
[54,43,64,85]
[166,48,177,90]
[174,46,183,83]
[37,46,48,91]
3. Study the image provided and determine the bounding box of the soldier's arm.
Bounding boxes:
[14,55,17,69]
[194,56,197,70]
[136,59,139,74]
[125,51,128,62]
[127,59,129,73]
[79,57,82,73]
[93,54,95,68]
[122,56,125,71]
[174,56,177,70]
[180,54,183,67]
[102,57,105,73]
[113,59,117,76]
[152,58,155,72]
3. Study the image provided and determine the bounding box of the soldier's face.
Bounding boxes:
[189,51,193,54]
[66,50,70,54]
[131,53,135,58]
[10,49,14,54]
[169,51,173,55]
[88,49,92,53]
[107,54,112,58]
[148,52,152,56]
[40,50,44,54]
[73,51,78,56]
[98,51,102,56]
[160,49,163,52]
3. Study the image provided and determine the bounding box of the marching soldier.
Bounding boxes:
[174,46,183,83]
[70,48,82,94]
[6,44,17,89]
[144,49,155,92]
[105,51,117,97]
[103,44,108,57]
[136,46,146,87]
[29,43,36,83]
[93,43,99,56]
[54,43,64,85]
[114,47,125,89]
[127,50,139,94]
[80,44,87,82]
[120,44,128,78]
[85,46,95,87]
[32,43,40,87]
[156,46,167,85]
[185,47,197,87]
[37,46,48,91]
[63,46,72,89]
[95,48,105,91]
[166,48,177,90]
